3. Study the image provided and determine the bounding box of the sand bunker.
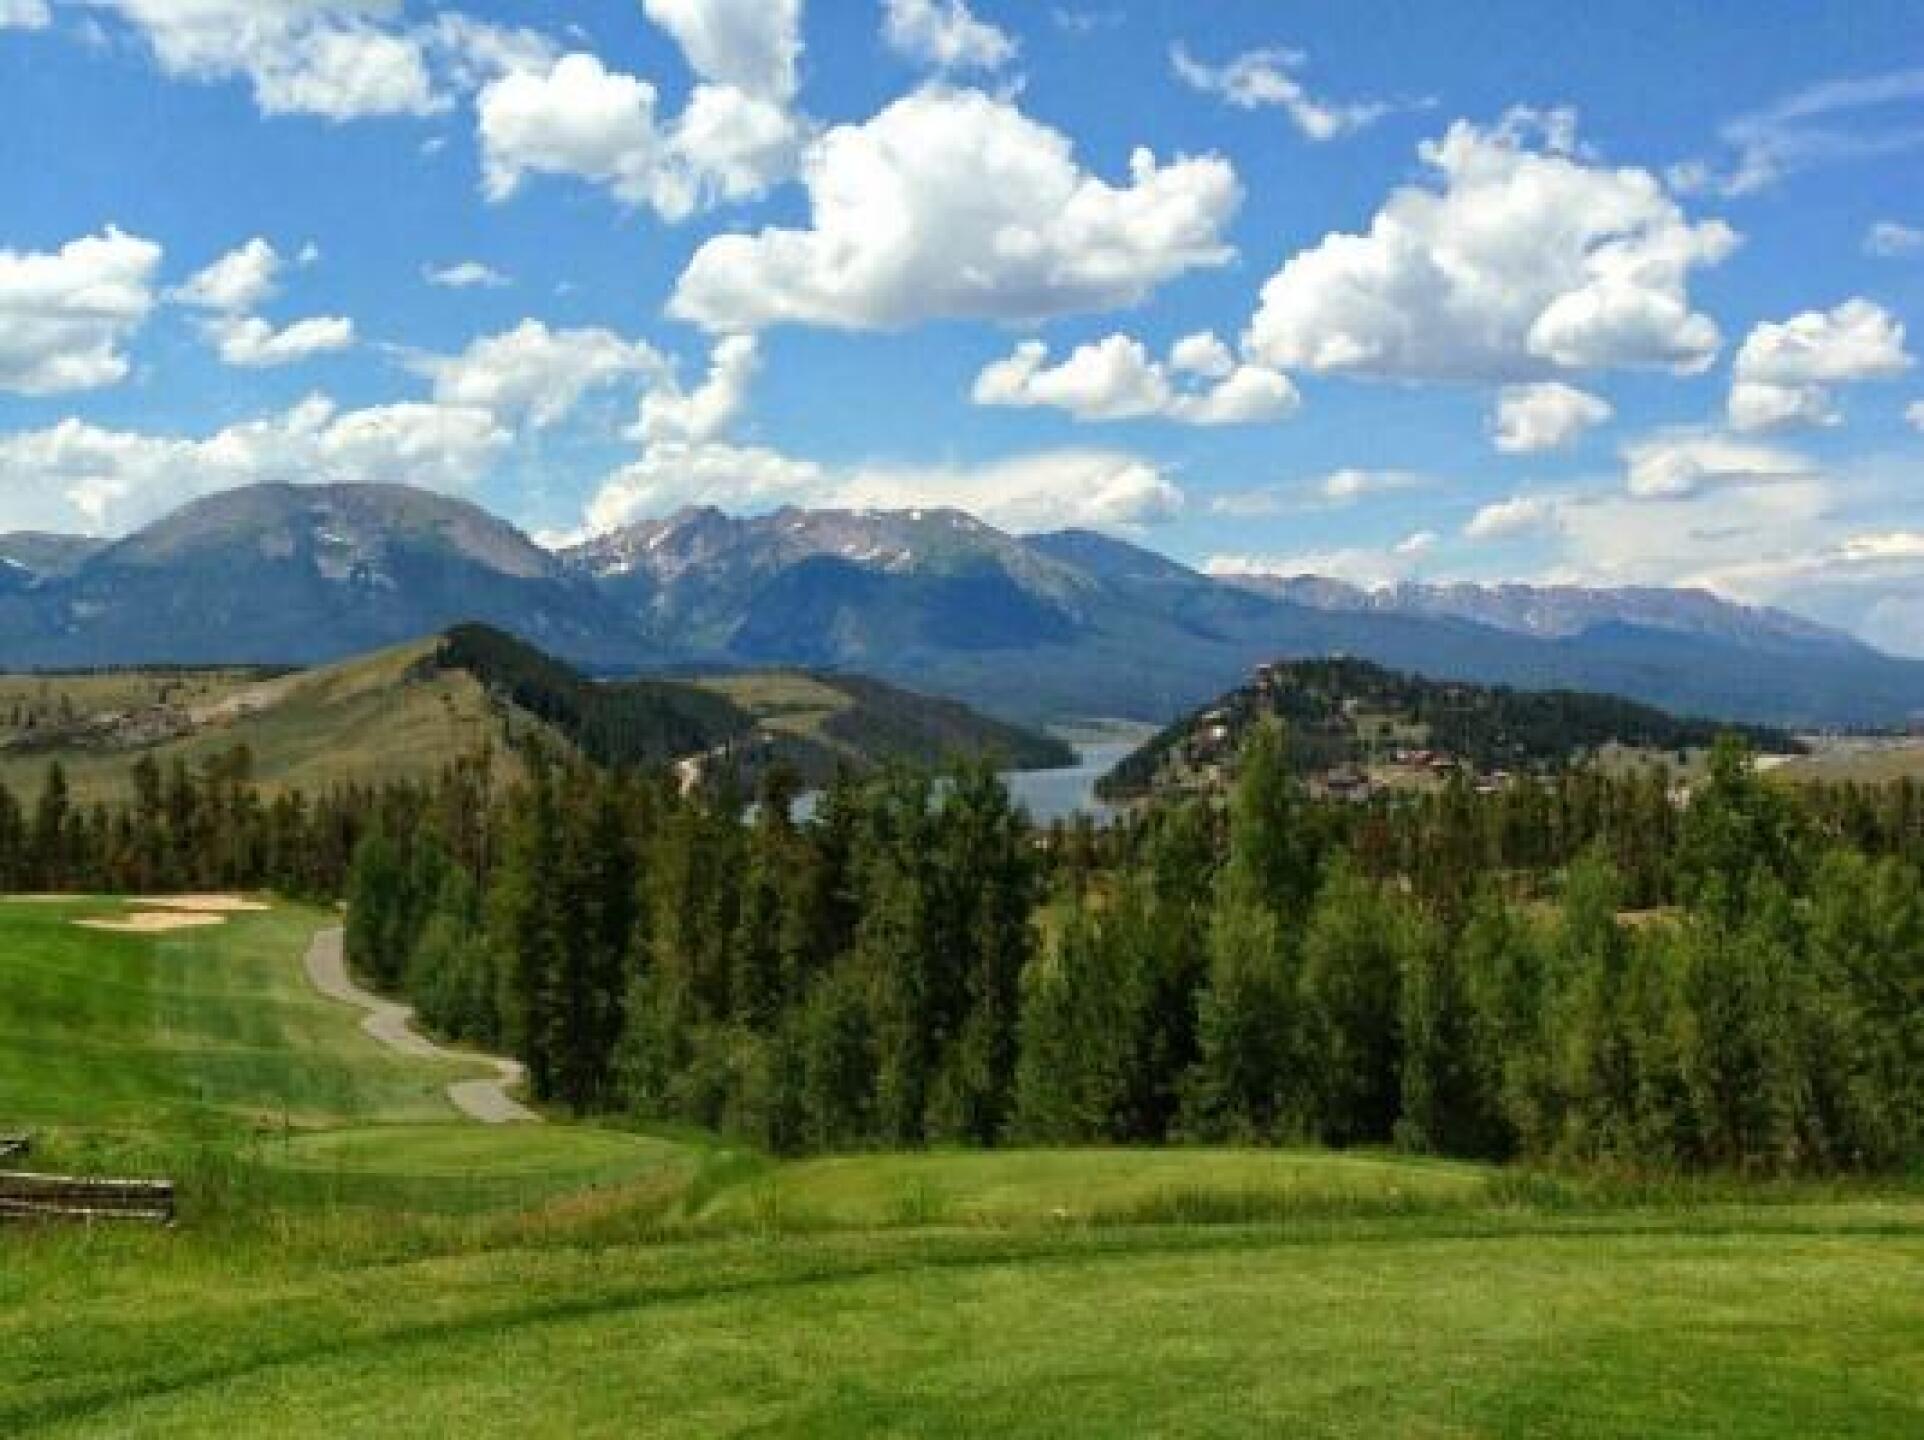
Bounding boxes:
[75,911,228,934]
[139,895,271,914]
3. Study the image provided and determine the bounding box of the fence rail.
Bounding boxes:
[0,1170,175,1224]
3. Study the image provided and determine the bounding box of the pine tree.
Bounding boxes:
[1803,850,1924,1167]
[927,762,1035,1145]
[1543,855,1640,1162]
[29,761,70,890]
[799,967,876,1150]
[1013,904,1138,1142]
[407,866,497,1044]
[1674,876,1809,1171]
[1299,859,1409,1147]
[491,761,565,1101]
[1186,895,1291,1140]
[1223,719,1319,925]
[1458,885,1547,1159]
[1397,912,1484,1155]
[344,830,407,984]
[550,773,637,1109]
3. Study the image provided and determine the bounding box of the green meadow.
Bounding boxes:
[5,898,1924,1438]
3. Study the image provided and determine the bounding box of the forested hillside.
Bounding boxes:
[0,626,1071,802]
[1102,656,1801,801]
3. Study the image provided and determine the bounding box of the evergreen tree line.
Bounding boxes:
[10,726,1924,1173]
[345,758,1040,1145]
[1029,731,1924,1172]
[0,748,367,898]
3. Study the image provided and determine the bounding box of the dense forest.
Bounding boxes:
[6,722,1924,1174]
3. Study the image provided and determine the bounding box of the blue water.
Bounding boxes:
[785,731,1147,827]
[1003,738,1138,826]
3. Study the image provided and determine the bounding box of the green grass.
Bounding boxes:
[0,898,684,1214]
[247,1125,700,1215]
[0,644,515,804]
[0,898,468,1134]
[8,1218,1924,1437]
[6,900,1924,1436]
[694,1146,1489,1232]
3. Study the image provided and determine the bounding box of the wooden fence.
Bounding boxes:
[0,1169,175,1225]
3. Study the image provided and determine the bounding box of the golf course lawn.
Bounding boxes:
[5,898,1924,1437]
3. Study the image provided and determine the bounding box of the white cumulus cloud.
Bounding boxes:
[883,0,1017,73]
[171,237,284,314]
[641,0,802,102]
[419,319,663,430]
[671,87,1240,332]
[173,237,349,369]
[0,227,162,395]
[1465,494,1561,541]
[475,52,801,220]
[0,396,508,534]
[1209,469,1430,517]
[79,0,438,120]
[1205,533,1440,589]
[206,313,354,368]
[1727,298,1912,432]
[588,444,1182,538]
[1491,382,1614,454]
[973,333,1297,426]
[585,322,1183,537]
[1244,109,1736,382]
[73,2,555,122]
[635,335,760,447]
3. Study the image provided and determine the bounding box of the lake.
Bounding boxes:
[788,722,1154,827]
[1003,732,1143,825]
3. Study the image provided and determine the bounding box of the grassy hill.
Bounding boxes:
[0,626,1072,803]
[1102,655,1802,801]
[5,903,1924,1435]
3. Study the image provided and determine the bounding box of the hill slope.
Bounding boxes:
[0,626,1070,802]
[1100,656,1800,802]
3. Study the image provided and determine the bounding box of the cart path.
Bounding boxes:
[303,927,539,1125]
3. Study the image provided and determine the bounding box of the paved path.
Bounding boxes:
[303,927,539,1125]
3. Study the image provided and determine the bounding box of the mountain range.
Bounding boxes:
[3,482,1922,730]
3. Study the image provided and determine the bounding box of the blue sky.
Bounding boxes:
[2,1,1921,649]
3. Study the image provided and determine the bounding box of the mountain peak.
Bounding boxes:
[1226,572,1858,653]
[9,484,1920,730]
[100,482,558,583]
